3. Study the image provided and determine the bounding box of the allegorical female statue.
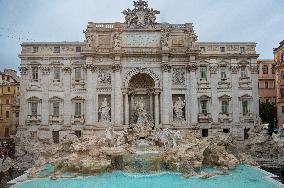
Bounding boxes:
[135,97,147,126]
[173,97,185,121]
[99,98,110,122]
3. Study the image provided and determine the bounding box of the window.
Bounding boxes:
[4,128,9,138]
[200,67,207,79]
[75,102,81,117]
[265,98,269,103]
[6,111,9,118]
[202,129,208,137]
[54,46,60,53]
[221,101,229,114]
[262,65,268,74]
[220,66,227,80]
[32,46,38,53]
[200,47,205,52]
[75,130,82,138]
[240,66,247,78]
[7,87,10,92]
[31,102,38,116]
[220,47,225,52]
[53,102,60,117]
[281,70,284,79]
[54,67,60,80]
[16,112,19,118]
[280,87,284,98]
[76,47,81,52]
[265,81,269,89]
[242,101,249,114]
[32,67,39,81]
[75,67,81,81]
[52,131,59,144]
[282,106,284,113]
[240,47,245,53]
[201,100,208,115]
[244,128,250,139]
[6,99,9,104]
[272,65,275,74]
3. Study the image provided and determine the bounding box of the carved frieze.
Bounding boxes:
[40,66,50,75]
[186,63,198,72]
[113,32,121,49]
[161,63,171,72]
[86,64,97,72]
[62,67,72,74]
[98,69,111,85]
[230,65,239,74]
[209,65,218,74]
[172,68,185,85]
[226,45,239,51]
[160,28,170,48]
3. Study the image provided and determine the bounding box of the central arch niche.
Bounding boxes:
[128,73,155,125]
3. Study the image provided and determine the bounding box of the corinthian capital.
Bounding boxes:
[161,63,171,72]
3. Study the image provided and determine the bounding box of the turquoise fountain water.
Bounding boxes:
[17,165,280,188]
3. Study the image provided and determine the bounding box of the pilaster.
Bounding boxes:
[230,59,240,124]
[187,62,198,124]
[86,57,96,125]
[209,59,219,123]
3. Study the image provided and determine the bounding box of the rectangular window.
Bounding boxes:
[54,67,60,80]
[242,101,249,114]
[31,102,38,116]
[240,47,245,53]
[200,47,205,52]
[262,65,268,74]
[76,47,81,52]
[281,70,284,79]
[271,65,275,74]
[220,47,225,52]
[220,67,227,80]
[32,67,39,81]
[223,129,230,133]
[6,111,9,118]
[6,99,9,104]
[240,66,247,78]
[200,67,207,79]
[7,87,10,92]
[221,101,229,114]
[54,46,60,53]
[16,112,19,118]
[75,102,81,117]
[201,100,208,115]
[280,87,284,98]
[53,102,60,117]
[4,128,9,137]
[32,46,38,53]
[265,81,269,89]
[282,106,284,113]
[75,67,81,81]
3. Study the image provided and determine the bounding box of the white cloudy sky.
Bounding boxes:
[0,0,283,71]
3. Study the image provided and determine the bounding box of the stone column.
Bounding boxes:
[230,60,240,124]
[86,59,96,125]
[112,62,123,125]
[161,63,171,125]
[188,63,198,124]
[19,66,29,127]
[154,91,160,126]
[250,62,259,116]
[62,66,72,125]
[209,61,219,123]
[123,90,129,126]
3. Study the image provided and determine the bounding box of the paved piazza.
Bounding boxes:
[18,0,259,141]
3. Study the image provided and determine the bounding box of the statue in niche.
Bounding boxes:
[113,32,121,48]
[99,98,110,122]
[135,97,147,126]
[173,97,185,121]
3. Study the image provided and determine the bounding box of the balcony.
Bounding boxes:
[198,113,212,123]
[71,115,85,124]
[26,115,41,124]
[239,113,255,123]
[218,113,233,123]
[49,115,64,125]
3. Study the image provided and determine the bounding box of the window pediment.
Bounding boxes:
[219,94,231,100]
[27,96,41,102]
[239,94,252,100]
[71,96,85,101]
[199,95,211,100]
[49,96,63,102]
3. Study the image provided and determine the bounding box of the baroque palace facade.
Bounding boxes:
[18,1,259,142]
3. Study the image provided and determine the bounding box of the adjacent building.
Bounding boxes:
[18,1,260,142]
[257,60,276,104]
[274,40,284,128]
[0,69,20,137]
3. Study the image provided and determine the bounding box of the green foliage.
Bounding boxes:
[259,102,277,128]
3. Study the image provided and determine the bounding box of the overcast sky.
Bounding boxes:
[0,0,283,71]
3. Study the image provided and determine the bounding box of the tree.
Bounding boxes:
[259,102,277,129]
